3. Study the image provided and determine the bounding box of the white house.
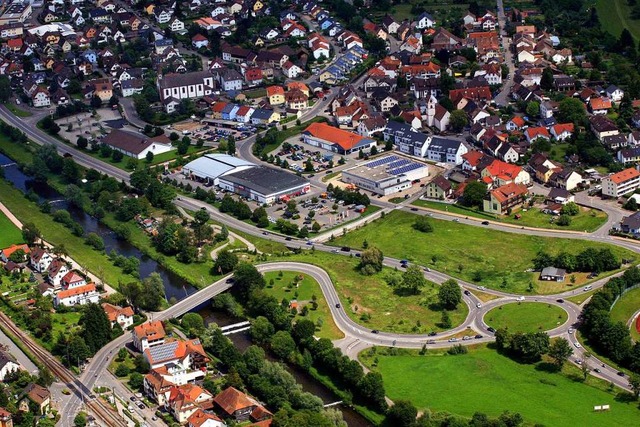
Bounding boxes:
[29,248,53,273]
[103,303,135,329]
[54,283,100,307]
[606,85,624,103]
[0,349,21,382]
[31,87,50,108]
[415,12,435,29]
[132,321,166,352]
[168,17,184,32]
[102,129,174,160]
[157,70,215,112]
[47,259,69,288]
[282,61,303,79]
[155,9,173,24]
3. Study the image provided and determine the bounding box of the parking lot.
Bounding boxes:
[169,120,256,144]
[56,108,133,145]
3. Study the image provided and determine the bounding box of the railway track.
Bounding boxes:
[0,312,128,427]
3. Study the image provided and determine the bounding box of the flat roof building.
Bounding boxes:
[218,167,310,204]
[182,154,255,185]
[341,155,429,195]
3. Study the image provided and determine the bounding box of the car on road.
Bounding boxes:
[475,334,483,339]
[464,290,470,296]
[262,232,269,235]
[411,208,418,211]
[487,327,496,333]
[477,286,485,290]
[448,337,458,342]
[285,237,292,241]
[568,327,574,334]
[575,359,582,365]
[556,299,564,303]
[476,303,482,308]
[617,371,625,376]
[306,241,313,245]
[371,329,379,334]
[427,339,436,344]
[225,278,234,284]
[594,368,601,373]
[138,403,146,409]
[428,331,437,336]
[341,246,351,252]
[452,218,460,222]
[463,336,471,340]
[516,296,525,301]
[335,303,341,308]
[130,396,136,402]
[481,221,490,225]
[574,342,581,348]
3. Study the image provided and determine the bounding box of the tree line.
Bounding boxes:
[532,248,620,273]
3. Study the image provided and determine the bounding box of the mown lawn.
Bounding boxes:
[0,210,23,248]
[267,251,468,334]
[361,345,640,427]
[263,271,344,340]
[485,302,568,333]
[596,0,640,40]
[51,311,82,340]
[7,105,32,118]
[610,287,640,341]
[412,200,608,232]
[0,180,133,289]
[331,210,634,293]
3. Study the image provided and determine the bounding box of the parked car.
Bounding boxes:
[481,221,490,225]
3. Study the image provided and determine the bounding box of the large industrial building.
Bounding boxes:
[341,155,429,196]
[182,154,310,204]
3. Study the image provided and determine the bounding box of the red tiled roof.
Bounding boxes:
[525,126,550,139]
[303,122,370,151]
[1,244,30,258]
[490,183,528,203]
[134,320,165,341]
[214,387,259,415]
[590,97,612,110]
[266,85,284,97]
[102,303,134,322]
[551,123,574,135]
[462,150,485,166]
[608,167,640,185]
[56,283,96,299]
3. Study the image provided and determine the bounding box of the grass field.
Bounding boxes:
[7,105,32,118]
[0,134,35,165]
[485,302,568,333]
[412,200,608,232]
[267,251,468,334]
[263,271,343,340]
[610,287,640,341]
[566,289,597,305]
[596,0,640,40]
[361,346,640,426]
[331,210,634,293]
[0,210,23,248]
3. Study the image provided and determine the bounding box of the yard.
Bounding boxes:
[6,105,32,118]
[360,345,640,426]
[267,251,468,334]
[330,210,634,294]
[262,271,343,340]
[412,200,608,232]
[485,302,568,333]
[610,287,640,341]
[0,210,23,248]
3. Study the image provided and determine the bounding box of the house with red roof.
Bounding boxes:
[302,122,376,154]
[47,259,69,288]
[213,387,272,423]
[29,247,53,273]
[266,85,285,105]
[483,183,529,215]
[589,97,612,115]
[211,102,228,119]
[54,283,99,307]
[550,123,574,141]
[602,167,640,197]
[524,126,550,143]
[102,303,135,329]
[481,159,531,186]
[0,244,30,263]
[188,408,225,427]
[461,150,486,171]
[191,34,209,49]
[235,105,255,123]
[61,271,86,290]
[167,384,214,424]
[506,116,526,131]
[132,321,166,352]
[244,67,263,87]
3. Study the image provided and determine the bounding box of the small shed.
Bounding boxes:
[540,267,567,282]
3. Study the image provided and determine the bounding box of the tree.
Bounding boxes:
[357,372,387,411]
[145,151,154,163]
[461,181,488,207]
[67,335,91,366]
[449,109,468,132]
[213,250,238,274]
[139,272,165,311]
[629,374,640,398]
[557,214,571,226]
[526,101,540,118]
[182,313,205,336]
[270,330,296,361]
[557,97,587,126]
[359,246,384,275]
[62,157,81,184]
[21,222,41,245]
[393,265,427,296]
[385,400,418,427]
[128,372,144,391]
[440,310,452,328]
[79,303,112,354]
[624,198,638,211]
[194,208,210,225]
[250,316,275,345]
[560,202,579,216]
[85,233,105,251]
[232,262,265,302]
[227,138,236,155]
[438,279,462,309]
[413,216,433,232]
[0,76,11,103]
[115,363,130,377]
[548,338,573,369]
[91,95,102,109]
[73,413,87,427]
[541,67,554,91]
[77,136,88,150]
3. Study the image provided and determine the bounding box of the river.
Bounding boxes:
[197,305,373,427]
[0,152,196,301]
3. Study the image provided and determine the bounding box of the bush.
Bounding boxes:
[413,216,434,232]
[114,364,130,377]
[447,344,468,355]
[556,214,571,226]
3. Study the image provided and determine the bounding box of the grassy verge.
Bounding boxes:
[0,209,23,247]
[0,134,36,164]
[485,302,568,333]
[565,289,597,305]
[260,117,326,156]
[266,251,468,334]
[610,287,640,341]
[331,210,634,294]
[0,180,135,289]
[360,345,640,427]
[263,271,343,340]
[321,171,340,182]
[7,105,32,118]
[412,200,608,232]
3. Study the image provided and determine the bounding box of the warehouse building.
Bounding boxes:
[182,154,255,185]
[341,155,429,196]
[218,167,310,204]
[302,122,377,154]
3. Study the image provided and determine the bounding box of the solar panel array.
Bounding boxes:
[387,159,411,169]
[389,163,424,175]
[148,341,179,362]
[364,155,399,168]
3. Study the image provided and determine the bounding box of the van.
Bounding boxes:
[584,285,593,291]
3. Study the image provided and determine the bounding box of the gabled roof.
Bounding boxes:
[134,321,165,342]
[490,182,528,203]
[607,167,640,185]
[303,122,373,151]
[102,303,134,322]
[1,244,30,258]
[214,387,260,415]
[56,283,96,299]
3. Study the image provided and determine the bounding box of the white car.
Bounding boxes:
[574,342,581,348]
[516,296,525,301]
[476,303,482,308]
[568,328,574,334]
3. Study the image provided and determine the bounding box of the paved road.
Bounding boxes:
[494,0,515,107]
[0,327,38,374]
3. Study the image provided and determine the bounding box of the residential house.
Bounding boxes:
[54,283,99,307]
[482,159,531,186]
[0,407,11,427]
[47,259,69,288]
[266,85,285,105]
[29,248,52,273]
[461,150,486,171]
[483,183,529,215]
[606,85,624,103]
[102,129,174,160]
[383,121,430,157]
[602,167,640,197]
[550,168,582,191]
[282,61,303,79]
[188,409,225,427]
[285,89,308,110]
[550,123,574,141]
[540,267,566,282]
[506,116,525,131]
[620,211,640,234]
[166,385,214,424]
[214,387,272,423]
[357,116,387,137]
[0,244,30,263]
[524,126,550,143]
[132,321,166,352]
[426,137,468,164]
[102,303,134,329]
[191,34,209,49]
[0,349,21,382]
[216,68,243,92]
[589,115,619,141]
[425,175,452,199]
[144,338,208,378]
[589,97,612,115]
[21,384,50,415]
[415,12,436,29]
[31,87,50,107]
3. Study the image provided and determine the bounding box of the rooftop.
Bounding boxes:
[221,167,309,196]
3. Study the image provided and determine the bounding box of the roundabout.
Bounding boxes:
[483,301,569,334]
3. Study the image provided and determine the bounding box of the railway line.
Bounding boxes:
[0,312,128,427]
